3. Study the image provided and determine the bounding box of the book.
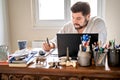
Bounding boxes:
[9,63,28,67]
[0,61,8,65]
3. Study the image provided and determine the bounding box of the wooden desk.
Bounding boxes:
[0,53,120,80]
[0,64,120,80]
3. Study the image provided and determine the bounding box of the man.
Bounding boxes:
[42,1,107,51]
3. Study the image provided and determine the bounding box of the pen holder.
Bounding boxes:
[108,49,120,67]
[78,51,91,67]
[93,51,106,66]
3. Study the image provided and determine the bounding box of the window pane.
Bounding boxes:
[71,0,97,17]
[38,0,64,20]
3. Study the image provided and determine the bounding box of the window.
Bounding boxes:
[32,0,105,29]
[38,0,64,20]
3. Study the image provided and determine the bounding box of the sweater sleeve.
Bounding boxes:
[93,17,107,46]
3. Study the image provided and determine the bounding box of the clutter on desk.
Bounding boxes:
[1,38,120,69]
[58,47,77,68]
[9,49,37,67]
[35,56,47,67]
[48,61,62,69]
[92,39,120,67]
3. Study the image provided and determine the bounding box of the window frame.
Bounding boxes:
[31,0,105,29]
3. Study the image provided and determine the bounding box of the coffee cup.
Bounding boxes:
[17,40,27,50]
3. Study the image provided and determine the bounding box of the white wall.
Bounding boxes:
[0,0,4,44]
[8,0,59,51]
[8,0,120,51]
[0,0,9,46]
[106,0,120,44]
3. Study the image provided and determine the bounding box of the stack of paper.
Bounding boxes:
[9,49,37,67]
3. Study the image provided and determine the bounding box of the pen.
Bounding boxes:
[46,37,50,47]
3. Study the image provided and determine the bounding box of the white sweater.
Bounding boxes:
[51,16,107,47]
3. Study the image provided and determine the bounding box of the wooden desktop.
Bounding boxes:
[0,49,120,80]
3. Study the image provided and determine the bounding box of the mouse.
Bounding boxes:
[39,50,45,56]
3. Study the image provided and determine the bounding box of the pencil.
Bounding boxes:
[46,38,50,47]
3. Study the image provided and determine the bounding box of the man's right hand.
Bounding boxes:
[42,42,55,52]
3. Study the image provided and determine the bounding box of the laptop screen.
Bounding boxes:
[57,33,98,58]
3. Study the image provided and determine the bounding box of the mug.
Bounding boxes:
[17,40,27,50]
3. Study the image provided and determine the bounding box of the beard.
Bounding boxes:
[74,19,88,30]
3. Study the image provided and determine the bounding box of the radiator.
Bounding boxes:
[32,40,44,48]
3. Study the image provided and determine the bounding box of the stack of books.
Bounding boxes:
[9,49,37,67]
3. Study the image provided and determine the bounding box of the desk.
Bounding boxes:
[0,50,120,80]
[1,65,120,80]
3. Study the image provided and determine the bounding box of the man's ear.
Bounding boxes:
[86,14,90,20]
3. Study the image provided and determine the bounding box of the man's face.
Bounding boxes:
[72,12,90,30]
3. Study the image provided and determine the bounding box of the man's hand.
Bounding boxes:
[42,42,55,52]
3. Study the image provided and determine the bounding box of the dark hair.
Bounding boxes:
[71,1,90,16]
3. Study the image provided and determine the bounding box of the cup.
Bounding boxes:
[108,49,120,66]
[17,40,27,50]
[78,51,91,67]
[93,51,106,66]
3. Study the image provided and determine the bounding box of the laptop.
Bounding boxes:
[57,33,98,59]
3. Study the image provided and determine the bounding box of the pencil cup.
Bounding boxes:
[108,49,120,67]
[93,51,106,66]
[17,40,27,50]
[78,51,91,66]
